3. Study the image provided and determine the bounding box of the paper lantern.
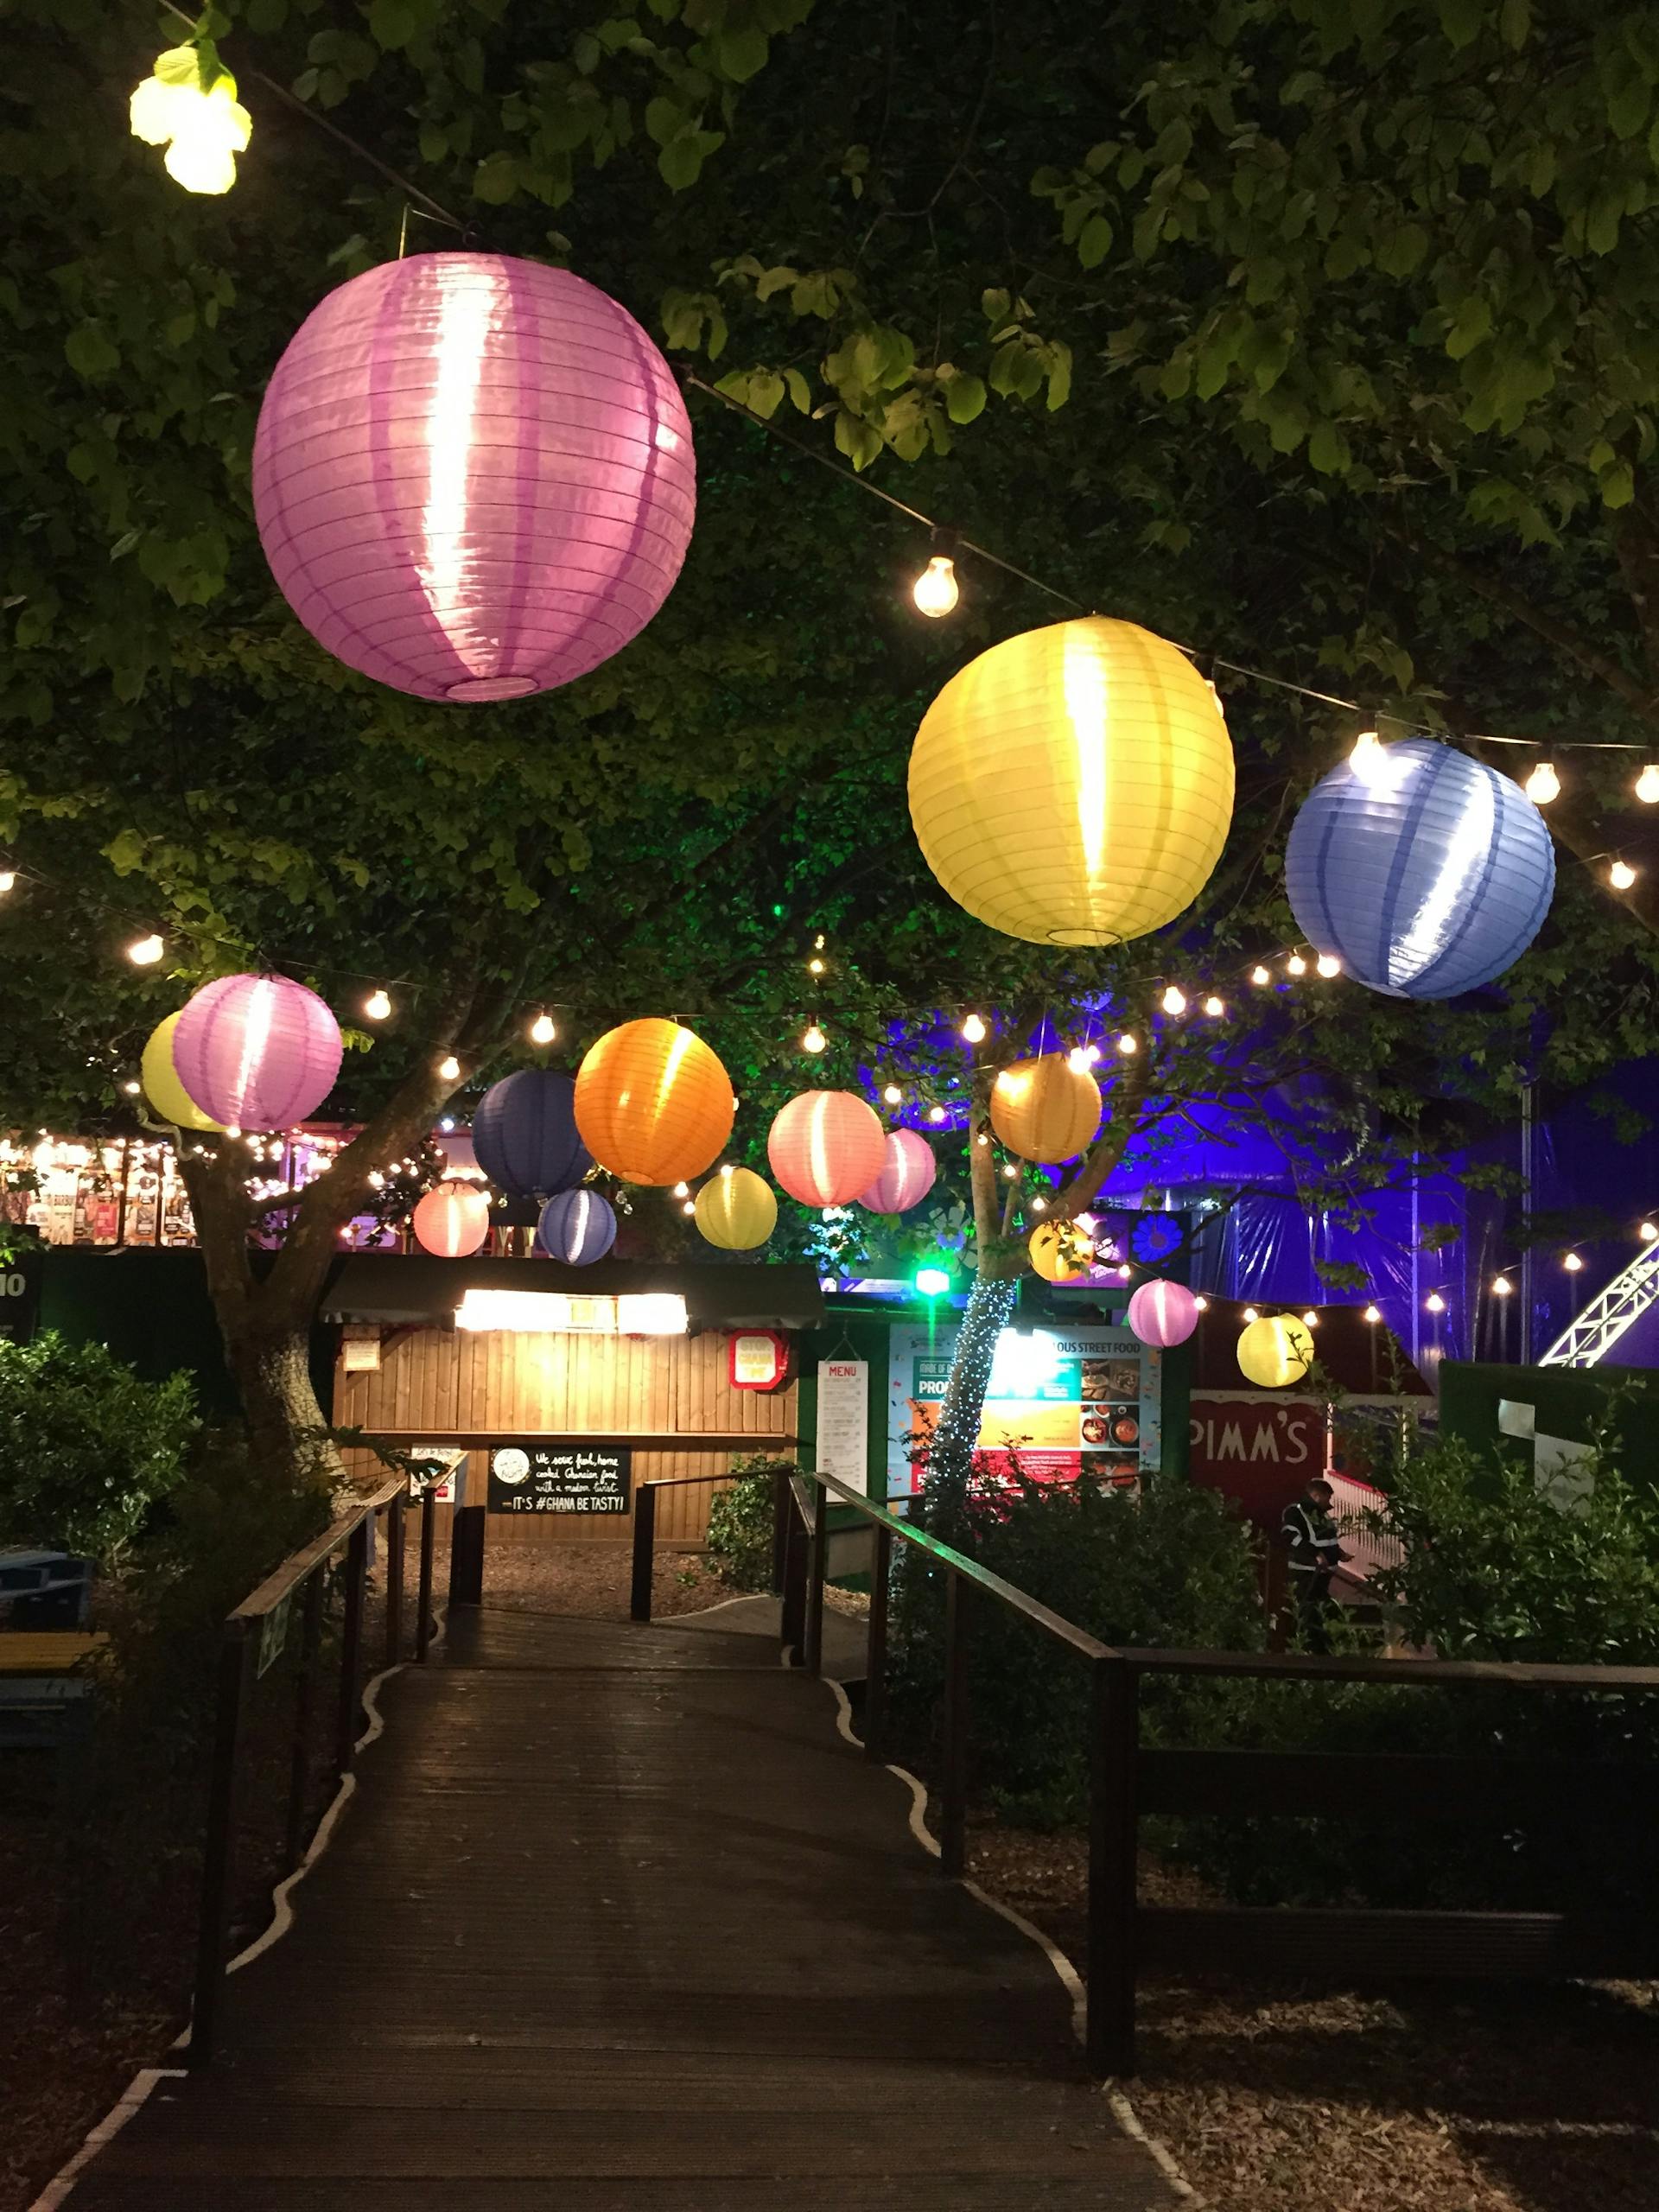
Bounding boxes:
[1237,1314,1313,1389]
[1127,1278,1198,1349]
[989,1054,1103,1164]
[1285,739,1554,999]
[768,1091,887,1209]
[574,1018,734,1185]
[908,617,1234,946]
[695,1166,778,1250]
[140,1013,223,1133]
[1028,1220,1095,1283]
[472,1070,591,1198]
[251,253,696,703]
[536,1186,616,1266]
[856,1128,938,1214]
[412,1180,490,1258]
[172,974,342,1129]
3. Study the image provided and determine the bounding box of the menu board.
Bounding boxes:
[486,1444,632,1516]
[887,1321,1160,1494]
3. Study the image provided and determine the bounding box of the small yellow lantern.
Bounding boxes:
[1028,1219,1095,1283]
[1237,1314,1314,1389]
[694,1166,778,1250]
[907,616,1234,945]
[989,1053,1103,1163]
[140,1012,224,1132]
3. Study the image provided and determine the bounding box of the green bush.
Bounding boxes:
[0,1331,198,1560]
[705,1454,791,1589]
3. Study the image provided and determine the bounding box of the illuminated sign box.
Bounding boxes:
[455,1289,688,1336]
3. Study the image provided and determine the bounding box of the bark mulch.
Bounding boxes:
[967,1821,1659,2212]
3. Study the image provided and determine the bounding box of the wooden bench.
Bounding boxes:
[0,1631,108,1749]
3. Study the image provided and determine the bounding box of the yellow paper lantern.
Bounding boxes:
[574,1018,734,1186]
[140,1012,224,1132]
[695,1166,778,1250]
[907,616,1235,945]
[1237,1314,1314,1389]
[989,1054,1103,1164]
[1028,1219,1095,1283]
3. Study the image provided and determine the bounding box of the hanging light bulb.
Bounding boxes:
[438,1054,461,1082]
[1066,1046,1090,1072]
[1160,985,1186,1016]
[122,1078,142,1096]
[1525,759,1560,805]
[1193,1294,1209,1312]
[1242,1306,1259,1325]
[802,1023,827,1054]
[1030,1194,1049,1213]
[1563,1251,1584,1272]
[1301,1310,1319,1326]
[808,957,825,976]
[1610,859,1638,890]
[1348,728,1393,788]
[1637,764,1659,804]
[0,871,15,893]
[1203,995,1225,1018]
[928,1104,946,1123]
[1426,1292,1446,1313]
[1286,954,1307,977]
[961,1012,987,1043]
[1642,1220,1659,1243]
[1315,954,1341,978]
[1116,1263,1132,1281]
[530,1012,556,1045]
[912,552,960,619]
[1116,1032,1138,1055]
[364,988,391,1020]
[814,932,826,950]
[682,1199,696,1217]
[126,933,164,965]
[883,1083,902,1104]
[1363,1304,1381,1324]
[1250,964,1271,986]
[1001,1162,1017,1180]
[1491,1274,1513,1295]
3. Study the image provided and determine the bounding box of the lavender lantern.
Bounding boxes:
[855,1128,938,1214]
[251,253,697,703]
[536,1187,617,1266]
[173,974,343,1129]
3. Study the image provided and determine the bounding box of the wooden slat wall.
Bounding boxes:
[335,1328,798,1544]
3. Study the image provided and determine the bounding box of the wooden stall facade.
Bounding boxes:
[334,1323,800,1545]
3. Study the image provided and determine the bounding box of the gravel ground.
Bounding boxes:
[472,1539,735,1619]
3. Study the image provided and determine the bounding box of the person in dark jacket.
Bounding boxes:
[1281,1477,1347,1649]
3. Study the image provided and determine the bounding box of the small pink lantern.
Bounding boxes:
[1127,1278,1199,1349]
[413,1180,491,1258]
[172,974,342,1129]
[768,1091,887,1209]
[856,1128,938,1214]
[252,254,696,702]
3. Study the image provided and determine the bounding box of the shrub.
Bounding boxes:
[705,1454,792,1589]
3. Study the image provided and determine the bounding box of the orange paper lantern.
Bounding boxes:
[1028,1219,1096,1283]
[412,1179,490,1257]
[767,1090,887,1208]
[989,1054,1103,1164]
[574,1017,734,1185]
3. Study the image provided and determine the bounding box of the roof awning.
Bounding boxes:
[319,1255,824,1332]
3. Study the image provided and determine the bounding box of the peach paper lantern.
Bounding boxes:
[574,1018,734,1186]
[856,1128,938,1213]
[768,1091,887,1209]
[989,1053,1103,1164]
[1028,1219,1095,1283]
[413,1179,490,1257]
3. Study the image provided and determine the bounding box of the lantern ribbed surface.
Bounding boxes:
[855,1128,938,1214]
[172,974,342,1129]
[472,1069,591,1198]
[1237,1315,1313,1389]
[140,1012,223,1132]
[413,1180,490,1257]
[694,1166,777,1250]
[252,253,696,703]
[1285,740,1554,999]
[908,617,1235,945]
[989,1054,1103,1164]
[1127,1278,1198,1349]
[767,1091,887,1209]
[574,1019,734,1185]
[536,1186,617,1265]
[1028,1220,1093,1283]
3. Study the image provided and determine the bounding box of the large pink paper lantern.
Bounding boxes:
[1127,1278,1199,1349]
[856,1128,938,1214]
[173,975,342,1129]
[251,253,696,703]
[413,1180,491,1258]
[768,1091,887,1209]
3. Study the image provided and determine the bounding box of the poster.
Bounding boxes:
[816,1357,869,1503]
[887,1322,1159,1494]
[486,1443,632,1516]
[410,1444,467,1504]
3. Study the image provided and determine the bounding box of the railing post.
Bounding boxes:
[335,1518,369,1781]
[780,1492,807,1662]
[448,1502,486,1608]
[284,1570,326,1872]
[1086,1654,1139,2078]
[864,1522,892,1761]
[940,1569,969,1878]
[189,1626,253,2068]
[770,1464,791,1593]
[1262,1530,1290,1654]
[804,1479,828,1676]
[416,1484,436,1662]
[630,1482,658,1623]
[384,1484,407,1670]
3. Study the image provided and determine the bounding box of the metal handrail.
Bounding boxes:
[230,1472,407,1622]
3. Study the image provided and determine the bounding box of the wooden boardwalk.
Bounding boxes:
[68,1604,1178,2210]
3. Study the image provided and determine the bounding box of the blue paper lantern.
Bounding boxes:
[473,1069,592,1198]
[535,1187,616,1266]
[1285,739,1554,999]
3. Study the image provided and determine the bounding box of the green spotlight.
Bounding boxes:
[914,1264,952,1299]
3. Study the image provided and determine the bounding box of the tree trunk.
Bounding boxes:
[922,1272,1018,1536]
[228,1325,340,1494]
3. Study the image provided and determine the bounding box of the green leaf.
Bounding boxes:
[645,96,682,146]
[472,150,519,204]
[718,25,769,79]
[1497,0,1529,45]
[1608,77,1651,143]
[1077,213,1114,270]
[1446,293,1492,360]
[1437,0,1483,48]
[747,367,785,416]
[368,0,418,48]
[658,129,705,189]
[1307,420,1351,474]
[64,324,119,378]
[944,372,986,424]
[783,366,810,412]
[1600,460,1636,508]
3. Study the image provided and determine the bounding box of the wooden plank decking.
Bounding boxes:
[67,1603,1178,2210]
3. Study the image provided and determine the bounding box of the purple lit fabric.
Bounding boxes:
[856,1128,938,1214]
[173,974,342,1129]
[472,1069,592,1198]
[252,254,696,702]
[536,1186,616,1266]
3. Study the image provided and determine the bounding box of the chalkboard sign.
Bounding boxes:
[486,1443,632,1517]
[0,1253,41,1347]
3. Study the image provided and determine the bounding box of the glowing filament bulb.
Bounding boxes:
[438,1054,461,1082]
[1160,985,1186,1016]
[1363,1304,1381,1323]
[1426,1292,1446,1313]
[1525,760,1560,804]
[883,1084,903,1105]
[1116,1033,1138,1055]
[127,933,163,965]
[1194,1294,1209,1312]
[928,1104,946,1123]
[1638,764,1659,804]
[1349,728,1391,787]
[1610,859,1637,890]
[1491,1275,1513,1295]
[0,872,15,893]
[1242,1306,1259,1325]
[1203,995,1225,1017]
[961,1012,988,1043]
[808,957,825,975]
[1642,1220,1659,1243]
[912,554,959,618]
[530,1012,556,1045]
[1316,954,1341,978]
[802,1024,827,1054]
[1250,965,1271,986]
[1301,1310,1319,1327]
[1287,954,1307,977]
[365,988,391,1020]
[1563,1251,1583,1272]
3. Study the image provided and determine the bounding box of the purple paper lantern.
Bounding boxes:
[173,974,342,1129]
[856,1128,938,1214]
[472,1070,592,1199]
[251,253,697,703]
[536,1186,616,1266]
[1126,1278,1198,1350]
